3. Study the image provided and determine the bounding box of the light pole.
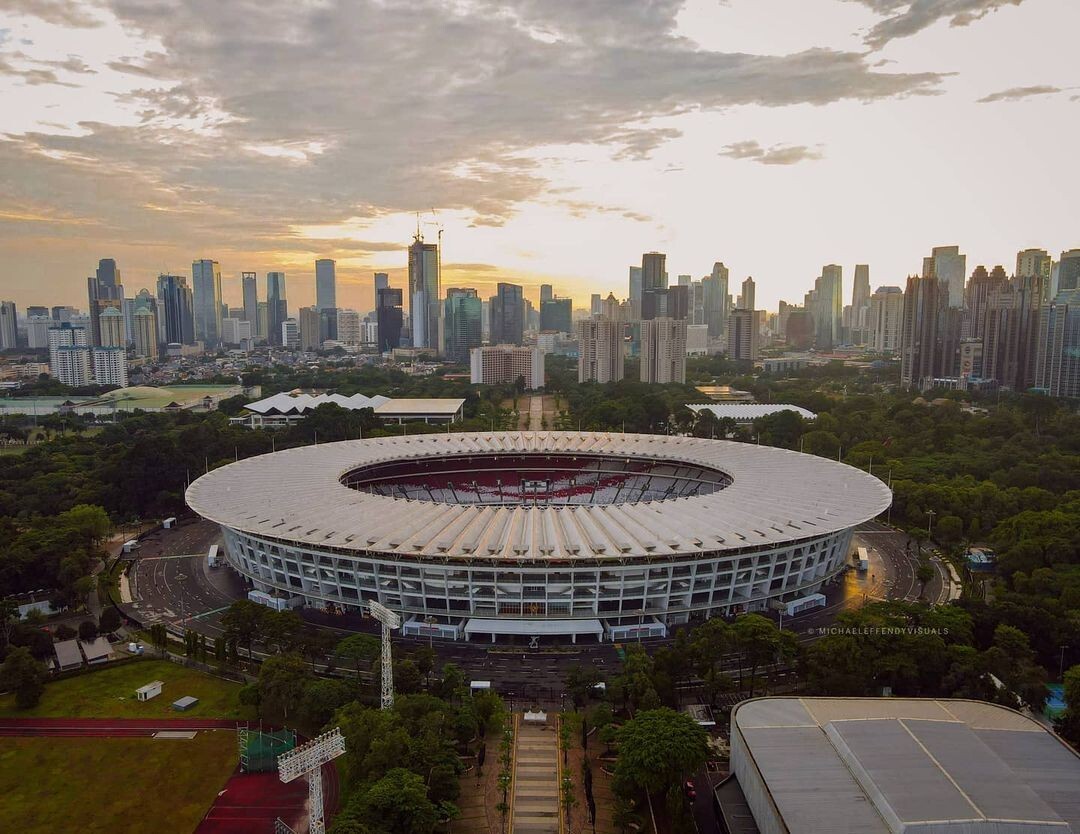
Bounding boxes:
[424,615,437,650]
[927,509,937,540]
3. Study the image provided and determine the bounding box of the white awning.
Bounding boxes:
[463,617,603,637]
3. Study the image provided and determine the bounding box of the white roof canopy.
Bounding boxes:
[463,618,604,637]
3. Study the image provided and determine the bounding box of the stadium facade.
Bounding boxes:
[186,432,891,642]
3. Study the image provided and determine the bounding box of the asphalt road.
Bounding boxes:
[123,518,957,700]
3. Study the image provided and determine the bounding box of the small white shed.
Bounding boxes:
[136,680,164,701]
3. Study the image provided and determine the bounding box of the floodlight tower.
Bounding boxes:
[369,600,401,710]
[276,727,346,834]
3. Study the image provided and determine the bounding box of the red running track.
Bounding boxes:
[0,717,243,737]
[0,717,341,832]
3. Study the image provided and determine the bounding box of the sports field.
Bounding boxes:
[1,731,237,834]
[0,660,251,719]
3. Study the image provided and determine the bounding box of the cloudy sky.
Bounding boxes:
[0,0,1076,314]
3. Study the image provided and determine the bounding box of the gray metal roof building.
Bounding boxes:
[727,697,1080,834]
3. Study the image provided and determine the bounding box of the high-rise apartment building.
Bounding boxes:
[156,274,195,346]
[221,317,252,346]
[540,284,553,304]
[964,265,1009,340]
[48,322,91,386]
[336,309,362,347]
[408,234,440,350]
[192,259,223,346]
[577,319,624,383]
[922,246,966,308]
[470,345,544,388]
[281,318,299,349]
[490,283,524,346]
[640,318,686,383]
[868,286,904,353]
[299,306,322,352]
[26,315,52,349]
[740,277,756,314]
[315,259,337,311]
[850,264,871,342]
[92,347,128,388]
[641,285,689,321]
[1035,289,1080,399]
[726,308,759,362]
[242,272,258,327]
[0,301,16,349]
[900,274,955,388]
[266,272,288,346]
[98,306,126,348]
[443,288,482,363]
[374,272,389,293]
[131,307,159,358]
[376,287,403,353]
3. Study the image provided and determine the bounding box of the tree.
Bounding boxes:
[614,708,709,797]
[221,599,267,659]
[334,633,380,680]
[77,619,98,642]
[98,606,121,634]
[434,662,466,701]
[298,678,354,730]
[0,646,46,708]
[916,561,935,597]
[565,664,602,708]
[149,623,168,656]
[262,609,304,654]
[257,652,310,721]
[54,623,77,641]
[357,768,437,834]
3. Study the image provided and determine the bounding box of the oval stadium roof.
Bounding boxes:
[186,432,890,562]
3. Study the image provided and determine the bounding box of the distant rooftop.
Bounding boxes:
[687,403,817,422]
[732,697,1080,834]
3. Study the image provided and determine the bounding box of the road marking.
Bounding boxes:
[191,606,232,620]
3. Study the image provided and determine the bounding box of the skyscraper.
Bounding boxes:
[628,266,643,319]
[299,306,322,351]
[577,319,624,383]
[98,306,126,348]
[1035,289,1080,399]
[131,307,159,358]
[540,297,573,333]
[814,265,843,348]
[964,265,1008,341]
[315,259,337,311]
[443,288,482,363]
[0,301,16,349]
[640,318,686,383]
[408,234,441,350]
[490,282,524,345]
[726,308,758,362]
[48,322,91,386]
[267,272,288,346]
[1057,249,1080,294]
[540,284,553,304]
[640,252,669,322]
[156,274,195,345]
[922,246,967,308]
[899,274,949,388]
[851,264,871,341]
[702,262,729,341]
[242,272,258,326]
[868,286,904,354]
[376,286,403,353]
[740,277,756,313]
[590,294,602,318]
[87,258,124,347]
[192,259,223,347]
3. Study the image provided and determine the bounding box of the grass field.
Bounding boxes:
[1,731,237,834]
[0,660,252,719]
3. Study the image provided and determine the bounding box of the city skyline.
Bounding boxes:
[1,0,1078,313]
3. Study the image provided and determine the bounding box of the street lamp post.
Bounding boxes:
[424,615,437,650]
[927,509,937,540]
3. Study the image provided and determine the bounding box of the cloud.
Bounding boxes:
[976,84,1062,103]
[0,0,943,283]
[719,140,824,165]
[0,0,103,28]
[846,0,1026,48]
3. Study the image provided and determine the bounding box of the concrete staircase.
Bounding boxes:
[511,717,561,834]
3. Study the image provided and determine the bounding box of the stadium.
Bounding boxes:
[186,432,891,642]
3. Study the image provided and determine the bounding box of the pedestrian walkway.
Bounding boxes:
[511,715,560,834]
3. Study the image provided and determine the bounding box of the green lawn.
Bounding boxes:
[1,731,237,834]
[0,660,252,719]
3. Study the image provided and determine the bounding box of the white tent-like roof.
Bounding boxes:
[186,432,890,563]
[687,403,817,422]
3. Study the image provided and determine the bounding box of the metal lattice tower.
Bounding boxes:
[276,727,346,834]
[369,600,401,710]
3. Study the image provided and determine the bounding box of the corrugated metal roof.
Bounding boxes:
[185,432,891,561]
[734,698,1080,833]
